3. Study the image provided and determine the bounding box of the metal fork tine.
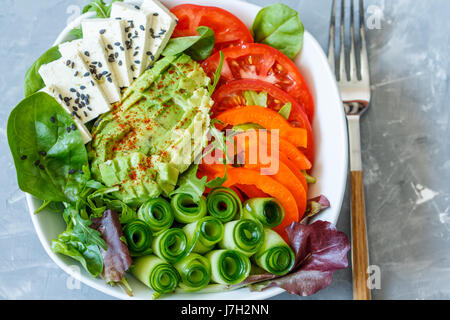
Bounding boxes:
[359,0,369,82]
[339,0,347,81]
[349,0,358,81]
[327,0,336,72]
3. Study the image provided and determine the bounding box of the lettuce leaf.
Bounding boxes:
[90,210,132,283]
[248,220,350,296]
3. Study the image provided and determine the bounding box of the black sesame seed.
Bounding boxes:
[50,117,55,123]
[70,88,76,92]
[107,44,113,50]
[80,86,86,90]
[115,52,119,58]
[107,77,112,83]
[66,127,71,133]
[133,51,138,57]
[84,72,90,77]
[135,60,140,64]
[98,62,103,68]
[66,60,71,66]
[99,29,106,34]
[71,124,77,130]
[84,51,90,57]
[87,106,92,111]
[83,111,88,117]
[73,106,78,111]
[120,46,124,51]
[140,25,145,31]
[74,71,79,77]
[92,61,98,65]
[108,56,115,63]
[118,60,123,66]
[91,81,95,86]
[114,42,120,46]
[153,13,159,16]
[39,165,45,170]
[34,160,40,166]
[69,169,76,174]
[125,27,130,33]
[21,155,27,160]
[39,151,47,156]
[135,5,140,9]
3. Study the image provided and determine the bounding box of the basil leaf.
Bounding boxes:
[7,92,88,203]
[252,3,304,59]
[23,46,61,97]
[162,26,215,61]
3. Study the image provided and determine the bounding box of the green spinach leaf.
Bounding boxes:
[162,26,215,61]
[23,46,61,97]
[252,3,304,59]
[7,92,88,203]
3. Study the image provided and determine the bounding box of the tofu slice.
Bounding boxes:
[82,19,133,88]
[140,0,178,66]
[110,2,153,78]
[40,87,92,144]
[39,56,111,124]
[59,39,121,104]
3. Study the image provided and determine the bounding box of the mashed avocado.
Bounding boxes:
[88,54,212,206]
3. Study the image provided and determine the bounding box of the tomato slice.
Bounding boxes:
[202,43,315,121]
[170,4,254,52]
[212,79,314,162]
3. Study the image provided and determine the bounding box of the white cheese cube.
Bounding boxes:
[59,39,121,104]
[141,0,178,66]
[82,19,134,88]
[110,2,153,78]
[40,87,92,144]
[39,56,111,124]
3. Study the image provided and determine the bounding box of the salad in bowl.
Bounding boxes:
[8,0,350,299]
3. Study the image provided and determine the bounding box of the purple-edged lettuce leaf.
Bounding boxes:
[91,209,132,283]
[301,195,331,223]
[249,220,350,296]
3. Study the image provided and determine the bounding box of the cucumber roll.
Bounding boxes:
[242,198,285,228]
[171,193,207,224]
[138,198,174,233]
[205,249,251,285]
[174,253,211,292]
[206,187,242,222]
[123,220,153,257]
[219,219,264,256]
[152,228,188,263]
[253,228,295,276]
[131,255,180,294]
[183,216,224,254]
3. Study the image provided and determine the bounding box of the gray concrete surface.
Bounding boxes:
[0,0,449,300]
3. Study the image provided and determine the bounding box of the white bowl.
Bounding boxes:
[26,0,347,300]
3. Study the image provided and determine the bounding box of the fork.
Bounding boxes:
[328,0,372,300]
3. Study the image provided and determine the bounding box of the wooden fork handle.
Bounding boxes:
[347,115,371,300]
[350,170,371,300]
